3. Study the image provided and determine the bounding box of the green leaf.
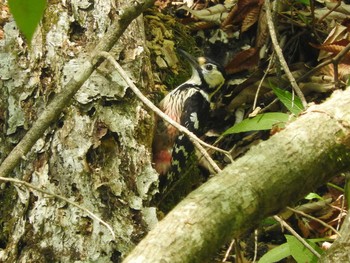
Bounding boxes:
[223,113,290,135]
[308,237,333,243]
[295,0,310,5]
[345,173,350,209]
[271,84,304,115]
[260,217,278,227]
[304,192,323,200]
[285,235,323,263]
[8,0,46,43]
[258,243,290,263]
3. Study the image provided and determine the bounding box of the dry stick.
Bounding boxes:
[297,42,350,85]
[326,42,350,88]
[274,215,321,259]
[222,239,235,262]
[316,0,341,24]
[286,206,341,237]
[252,52,275,111]
[310,0,316,27]
[264,0,307,108]
[309,0,322,43]
[98,51,227,173]
[329,195,347,231]
[287,206,341,236]
[0,175,116,239]
[252,229,258,263]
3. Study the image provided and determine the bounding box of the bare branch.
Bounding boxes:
[264,0,307,107]
[286,206,341,237]
[253,52,275,111]
[0,176,116,239]
[97,51,228,174]
[297,42,350,86]
[316,0,341,24]
[273,215,321,258]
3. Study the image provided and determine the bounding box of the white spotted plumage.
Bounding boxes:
[153,51,226,196]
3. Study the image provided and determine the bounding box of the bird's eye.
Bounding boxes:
[205,64,213,71]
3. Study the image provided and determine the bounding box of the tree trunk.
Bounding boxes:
[124,87,350,263]
[319,207,350,262]
[0,1,156,262]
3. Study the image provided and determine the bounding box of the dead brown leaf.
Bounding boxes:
[225,48,260,74]
[241,5,261,33]
[221,0,263,31]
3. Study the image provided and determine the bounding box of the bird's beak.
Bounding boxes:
[177,49,204,74]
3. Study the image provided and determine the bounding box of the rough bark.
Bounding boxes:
[0,1,157,262]
[123,87,350,263]
[319,209,350,262]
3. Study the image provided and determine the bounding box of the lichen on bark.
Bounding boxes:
[0,0,158,262]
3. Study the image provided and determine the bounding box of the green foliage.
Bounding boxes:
[259,235,323,263]
[8,0,46,43]
[304,192,323,200]
[285,235,323,263]
[223,112,290,135]
[258,243,290,263]
[271,84,304,115]
[260,217,278,227]
[345,173,350,209]
[223,82,306,135]
[327,182,345,193]
[295,0,310,5]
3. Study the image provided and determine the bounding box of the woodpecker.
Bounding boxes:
[152,50,226,195]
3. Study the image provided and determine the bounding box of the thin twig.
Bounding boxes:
[98,51,228,174]
[0,176,116,239]
[330,194,347,231]
[252,229,258,263]
[286,206,341,237]
[316,0,341,24]
[253,52,275,110]
[273,215,321,259]
[259,98,278,113]
[193,140,222,173]
[222,238,235,262]
[331,42,350,88]
[264,0,307,108]
[297,42,350,85]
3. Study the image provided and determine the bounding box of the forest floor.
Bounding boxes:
[149,0,350,262]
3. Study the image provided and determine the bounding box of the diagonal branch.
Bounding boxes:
[0,0,155,179]
[273,215,321,258]
[297,42,350,87]
[0,175,116,239]
[97,52,229,174]
[286,206,341,237]
[264,0,308,108]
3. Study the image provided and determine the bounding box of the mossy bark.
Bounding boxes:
[320,210,350,262]
[0,1,157,262]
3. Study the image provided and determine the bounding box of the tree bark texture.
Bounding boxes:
[320,209,350,262]
[124,87,350,263]
[0,1,157,262]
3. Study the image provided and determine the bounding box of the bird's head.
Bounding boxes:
[179,49,226,97]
